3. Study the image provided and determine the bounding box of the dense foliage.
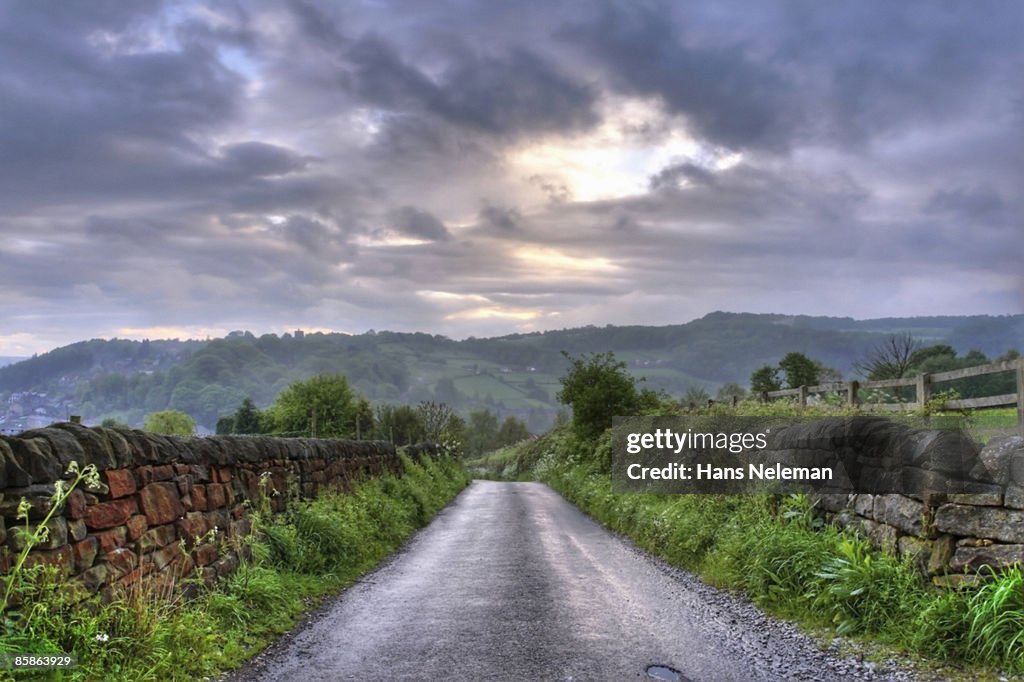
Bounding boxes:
[1,313,1019,432]
[556,352,657,440]
[143,409,196,436]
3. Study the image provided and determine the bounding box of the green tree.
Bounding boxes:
[232,397,262,434]
[750,365,781,394]
[215,415,234,435]
[496,415,531,446]
[143,409,196,436]
[269,374,357,438]
[373,404,424,445]
[416,401,458,443]
[715,382,747,402]
[100,417,129,429]
[465,409,500,457]
[557,351,642,440]
[778,352,820,389]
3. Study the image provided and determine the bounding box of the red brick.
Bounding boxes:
[193,543,218,567]
[206,483,226,509]
[84,498,138,530]
[175,513,207,545]
[95,527,128,553]
[105,469,137,498]
[23,545,73,575]
[173,464,190,476]
[151,465,175,481]
[117,561,154,589]
[126,514,148,541]
[139,482,184,525]
[191,485,208,511]
[216,468,232,483]
[66,489,87,519]
[136,466,153,486]
[103,547,138,577]
[138,524,178,552]
[150,542,182,571]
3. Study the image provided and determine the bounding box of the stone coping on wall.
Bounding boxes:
[0,422,423,603]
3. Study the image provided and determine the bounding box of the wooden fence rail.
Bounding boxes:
[762,358,1024,437]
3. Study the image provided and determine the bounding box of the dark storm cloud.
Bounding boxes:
[344,37,599,136]
[925,188,1006,222]
[391,207,451,242]
[218,142,311,177]
[562,2,798,151]
[479,206,521,233]
[0,0,1021,354]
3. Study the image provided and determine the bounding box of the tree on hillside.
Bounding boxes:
[750,365,781,394]
[557,351,645,440]
[100,417,129,429]
[144,409,196,436]
[416,401,459,443]
[779,352,820,388]
[268,374,358,438]
[814,362,843,383]
[373,404,424,445]
[715,382,747,402]
[908,344,957,369]
[465,409,500,457]
[854,332,920,380]
[496,415,531,446]
[351,396,374,439]
[233,397,263,434]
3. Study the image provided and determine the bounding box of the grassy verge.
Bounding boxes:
[463,446,522,480]
[1,453,469,682]
[520,422,1024,676]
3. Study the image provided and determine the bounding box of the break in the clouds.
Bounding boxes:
[1,0,1022,354]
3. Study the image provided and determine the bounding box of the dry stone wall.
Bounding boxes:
[804,418,1024,586]
[0,422,403,601]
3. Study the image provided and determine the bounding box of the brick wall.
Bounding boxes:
[1,422,403,601]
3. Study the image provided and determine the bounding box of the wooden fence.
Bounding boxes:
[762,358,1024,437]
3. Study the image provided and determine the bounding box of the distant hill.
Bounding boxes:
[1,312,1021,433]
[0,357,25,368]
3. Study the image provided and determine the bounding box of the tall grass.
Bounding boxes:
[0,453,469,681]
[528,422,1024,675]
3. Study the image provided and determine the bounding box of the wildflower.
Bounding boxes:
[95,633,109,643]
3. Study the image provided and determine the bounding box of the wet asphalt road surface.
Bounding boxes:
[232,481,919,682]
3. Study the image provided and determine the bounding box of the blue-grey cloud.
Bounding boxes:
[0,0,1020,355]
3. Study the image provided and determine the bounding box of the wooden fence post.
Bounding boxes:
[916,373,931,409]
[799,385,808,409]
[847,380,859,406]
[1017,359,1024,438]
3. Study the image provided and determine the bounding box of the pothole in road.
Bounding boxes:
[646,664,689,681]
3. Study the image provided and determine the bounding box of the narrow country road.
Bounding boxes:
[231,481,916,682]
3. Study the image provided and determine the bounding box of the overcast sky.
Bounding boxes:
[2,1,1022,355]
